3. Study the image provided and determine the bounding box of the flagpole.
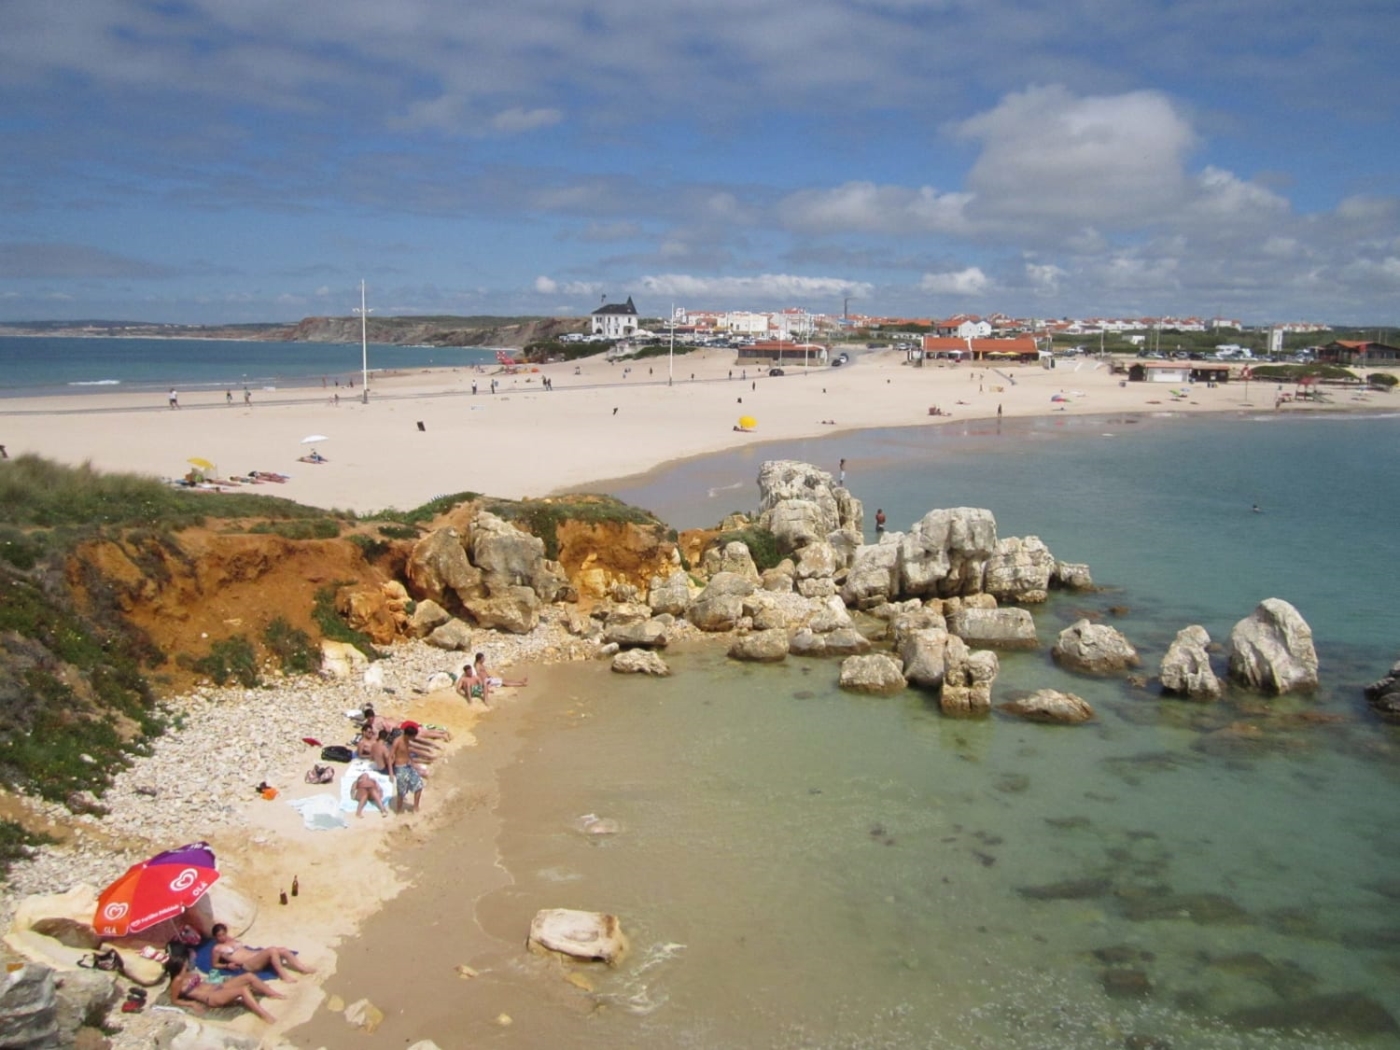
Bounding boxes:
[354,280,373,404]
[669,302,675,387]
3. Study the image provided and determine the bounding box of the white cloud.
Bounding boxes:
[491,107,563,133]
[1025,263,1066,296]
[639,273,873,302]
[920,267,990,296]
[534,276,558,294]
[534,275,603,296]
[779,182,971,235]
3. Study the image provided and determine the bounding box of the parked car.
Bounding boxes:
[768,367,785,377]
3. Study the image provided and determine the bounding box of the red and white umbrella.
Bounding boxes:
[93,842,220,938]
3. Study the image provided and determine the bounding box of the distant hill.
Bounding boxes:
[0,315,590,348]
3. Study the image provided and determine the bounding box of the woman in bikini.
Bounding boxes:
[210,923,316,982]
[165,955,284,1023]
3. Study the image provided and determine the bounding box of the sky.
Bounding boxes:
[2,0,1399,326]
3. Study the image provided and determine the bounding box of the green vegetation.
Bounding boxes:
[520,338,605,363]
[189,635,260,687]
[347,533,390,561]
[248,518,341,540]
[486,495,662,561]
[1249,364,1360,383]
[713,526,783,572]
[1367,372,1397,389]
[376,523,422,541]
[0,820,55,883]
[313,583,381,660]
[263,617,316,675]
[366,492,480,526]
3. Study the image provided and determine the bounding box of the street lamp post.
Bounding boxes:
[354,280,372,404]
[668,302,675,387]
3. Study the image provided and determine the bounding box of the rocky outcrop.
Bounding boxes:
[789,626,871,656]
[841,540,902,608]
[686,572,755,632]
[946,606,1038,648]
[1000,689,1095,724]
[728,629,789,662]
[1159,625,1221,700]
[527,909,628,965]
[700,541,761,582]
[611,650,670,676]
[1228,598,1319,694]
[755,460,863,554]
[462,589,539,634]
[1052,619,1140,674]
[900,508,999,598]
[405,527,483,609]
[0,965,59,1049]
[938,636,999,715]
[838,653,906,695]
[1052,562,1095,590]
[408,598,452,638]
[1364,661,1400,718]
[983,536,1056,603]
[469,511,550,596]
[646,570,693,617]
[425,618,474,651]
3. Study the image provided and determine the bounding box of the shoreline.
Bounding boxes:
[1,352,1396,1045]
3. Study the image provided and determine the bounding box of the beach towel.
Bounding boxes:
[338,758,396,813]
[287,794,347,831]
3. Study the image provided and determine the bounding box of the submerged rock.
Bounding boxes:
[1121,892,1251,926]
[837,653,906,695]
[999,689,1094,725]
[528,908,628,965]
[1159,625,1221,700]
[611,650,670,676]
[1052,619,1140,674]
[1226,992,1398,1036]
[1017,877,1112,900]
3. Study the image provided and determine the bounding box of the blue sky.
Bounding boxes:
[2,0,1398,325]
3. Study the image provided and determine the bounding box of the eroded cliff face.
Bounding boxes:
[552,518,676,603]
[65,529,387,690]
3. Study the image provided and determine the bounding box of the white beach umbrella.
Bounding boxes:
[301,434,329,444]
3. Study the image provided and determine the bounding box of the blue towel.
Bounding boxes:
[192,939,279,980]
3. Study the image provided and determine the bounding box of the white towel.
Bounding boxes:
[287,793,347,831]
[339,758,396,812]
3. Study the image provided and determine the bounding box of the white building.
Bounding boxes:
[591,296,640,339]
[722,311,771,336]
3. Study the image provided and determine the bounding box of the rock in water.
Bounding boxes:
[528,908,628,965]
[1052,619,1140,674]
[1000,689,1095,724]
[1159,625,1221,700]
[1227,598,1318,694]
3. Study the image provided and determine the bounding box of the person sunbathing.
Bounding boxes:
[210,923,316,982]
[352,771,389,818]
[165,955,284,1023]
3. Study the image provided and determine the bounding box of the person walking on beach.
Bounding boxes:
[225,389,233,405]
[243,388,252,405]
[168,389,179,409]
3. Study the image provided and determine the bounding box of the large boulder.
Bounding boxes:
[983,536,1056,603]
[1227,598,1319,694]
[755,461,863,553]
[728,630,789,662]
[838,653,907,695]
[946,607,1038,648]
[405,527,483,608]
[794,541,837,581]
[528,909,628,965]
[789,627,871,657]
[1159,625,1221,700]
[408,598,452,639]
[0,965,59,1050]
[469,512,547,596]
[841,540,902,607]
[321,640,369,679]
[1000,689,1095,724]
[462,588,540,634]
[899,508,999,598]
[687,595,743,632]
[1052,562,1095,590]
[335,585,403,644]
[425,618,474,651]
[604,620,669,650]
[1052,619,1140,674]
[646,570,693,617]
[611,650,670,676]
[898,626,951,688]
[701,541,761,582]
[940,637,998,714]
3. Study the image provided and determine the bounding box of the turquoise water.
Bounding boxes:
[296,412,1400,1050]
[0,336,498,397]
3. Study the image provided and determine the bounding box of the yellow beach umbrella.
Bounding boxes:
[737,415,757,430]
[187,457,215,471]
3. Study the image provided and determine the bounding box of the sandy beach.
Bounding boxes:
[2,348,1377,515]
[1,347,1394,1048]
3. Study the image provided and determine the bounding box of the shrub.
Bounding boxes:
[263,617,316,675]
[713,526,783,571]
[347,534,389,561]
[249,518,341,540]
[377,523,421,541]
[1367,372,1397,389]
[485,495,662,561]
[0,820,55,882]
[191,635,260,687]
[367,492,480,526]
[0,527,47,571]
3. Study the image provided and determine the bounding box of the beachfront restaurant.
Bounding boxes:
[920,336,1039,363]
[1128,362,1192,383]
[735,341,828,366]
[1318,340,1400,365]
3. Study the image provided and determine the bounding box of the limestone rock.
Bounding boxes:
[1159,625,1221,700]
[687,594,742,632]
[462,589,539,635]
[940,637,999,714]
[604,620,669,650]
[728,629,789,662]
[947,607,1038,648]
[345,998,386,1034]
[899,507,999,598]
[1052,619,1140,674]
[1053,561,1095,590]
[646,570,692,617]
[469,511,547,596]
[151,1016,261,1049]
[1000,689,1095,724]
[838,653,906,695]
[697,571,757,600]
[794,542,837,580]
[701,541,761,582]
[0,965,58,1050]
[335,585,403,644]
[405,527,483,609]
[841,541,901,608]
[611,650,670,676]
[320,640,369,679]
[601,601,652,626]
[795,577,836,598]
[983,535,1056,603]
[755,460,863,553]
[760,568,794,593]
[408,598,452,638]
[898,626,952,689]
[528,908,628,965]
[1227,598,1319,694]
[425,618,474,651]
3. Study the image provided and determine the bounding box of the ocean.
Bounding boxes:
[309,410,1400,1049]
[0,335,499,399]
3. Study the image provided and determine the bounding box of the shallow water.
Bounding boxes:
[294,411,1400,1050]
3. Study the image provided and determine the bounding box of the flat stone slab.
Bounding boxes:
[528,908,628,965]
